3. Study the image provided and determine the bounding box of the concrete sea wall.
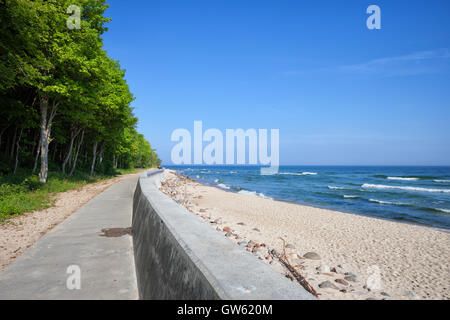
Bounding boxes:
[132,169,315,300]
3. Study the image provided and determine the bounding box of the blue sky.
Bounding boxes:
[102,0,450,165]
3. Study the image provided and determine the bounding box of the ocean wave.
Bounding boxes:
[328,186,346,190]
[362,184,450,193]
[343,195,359,199]
[387,177,419,181]
[369,199,407,206]
[214,178,219,183]
[238,189,273,200]
[434,208,450,214]
[375,174,439,180]
[217,183,230,190]
[434,180,450,183]
[279,172,318,176]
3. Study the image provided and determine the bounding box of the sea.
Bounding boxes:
[165,165,450,230]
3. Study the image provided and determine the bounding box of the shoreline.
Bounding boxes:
[161,169,450,300]
[178,173,450,234]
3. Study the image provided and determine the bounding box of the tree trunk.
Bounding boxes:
[69,129,84,176]
[62,128,80,174]
[10,127,17,158]
[39,96,58,183]
[98,142,105,164]
[13,128,23,174]
[90,140,98,176]
[32,137,41,174]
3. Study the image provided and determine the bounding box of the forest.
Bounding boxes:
[0,0,160,184]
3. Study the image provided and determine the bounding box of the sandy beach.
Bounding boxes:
[160,169,450,300]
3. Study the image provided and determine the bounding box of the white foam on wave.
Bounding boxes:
[214,179,219,183]
[434,180,450,183]
[217,183,230,190]
[387,177,419,181]
[435,208,450,214]
[362,184,450,193]
[343,195,359,199]
[328,186,345,190]
[238,189,273,200]
[369,199,407,206]
[278,172,318,176]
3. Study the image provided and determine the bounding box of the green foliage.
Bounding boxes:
[0,0,161,184]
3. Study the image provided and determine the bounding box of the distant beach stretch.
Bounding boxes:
[160,168,450,300]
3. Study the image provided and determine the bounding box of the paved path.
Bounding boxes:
[0,176,139,299]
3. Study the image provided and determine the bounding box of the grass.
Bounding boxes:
[0,167,145,223]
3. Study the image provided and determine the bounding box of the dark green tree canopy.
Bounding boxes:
[0,0,160,179]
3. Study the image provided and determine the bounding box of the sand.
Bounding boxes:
[160,169,450,300]
[0,172,140,272]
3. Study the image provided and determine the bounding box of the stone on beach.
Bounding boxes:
[303,252,321,260]
[343,271,358,282]
[319,280,339,290]
[335,279,349,286]
[316,264,331,273]
[287,253,298,260]
[222,226,232,232]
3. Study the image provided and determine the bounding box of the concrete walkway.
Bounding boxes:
[0,176,139,300]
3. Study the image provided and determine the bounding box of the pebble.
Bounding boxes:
[404,291,418,299]
[287,253,298,260]
[237,222,245,225]
[222,226,232,232]
[344,274,358,282]
[225,232,233,237]
[318,280,339,290]
[380,292,390,297]
[316,264,330,273]
[199,208,206,213]
[252,228,260,232]
[335,279,349,286]
[303,252,321,260]
[270,249,280,257]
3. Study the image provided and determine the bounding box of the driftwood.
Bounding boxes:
[276,237,319,298]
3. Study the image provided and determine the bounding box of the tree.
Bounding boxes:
[0,0,160,179]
